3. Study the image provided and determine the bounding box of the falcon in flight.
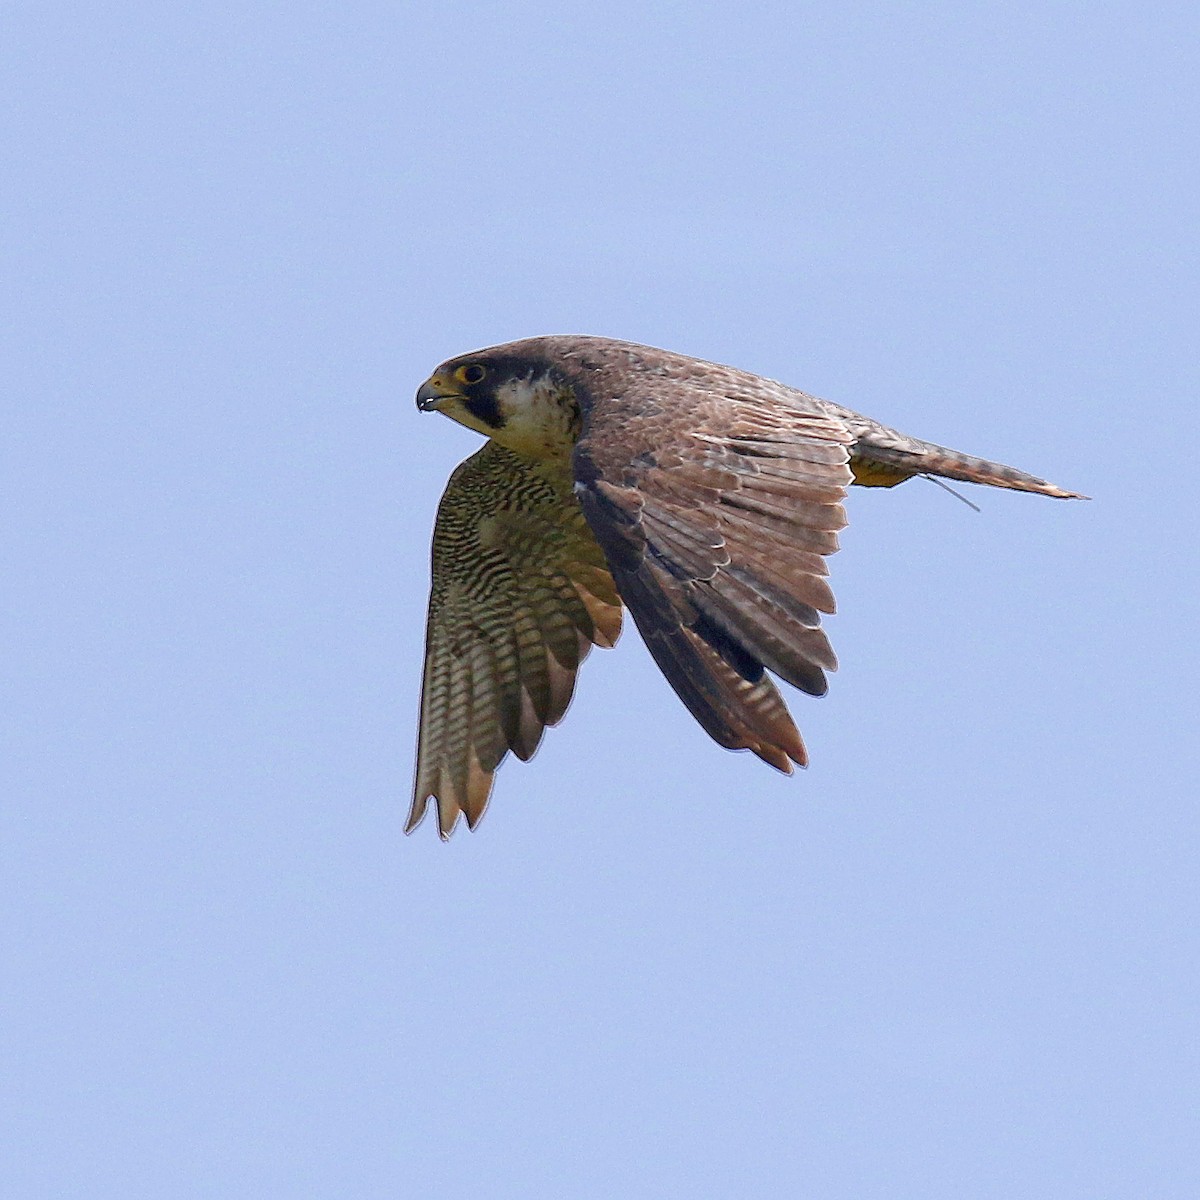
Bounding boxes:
[408,336,1083,838]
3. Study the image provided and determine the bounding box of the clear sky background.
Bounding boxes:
[3,2,1196,1197]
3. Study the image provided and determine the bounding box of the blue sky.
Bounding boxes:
[3,2,1196,1196]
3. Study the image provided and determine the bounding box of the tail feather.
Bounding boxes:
[851,438,1087,499]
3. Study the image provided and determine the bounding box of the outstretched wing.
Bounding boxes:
[410,442,622,838]
[573,377,853,770]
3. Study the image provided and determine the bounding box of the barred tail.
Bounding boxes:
[851,438,1087,500]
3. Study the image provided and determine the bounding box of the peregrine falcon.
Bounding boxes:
[408,336,1083,838]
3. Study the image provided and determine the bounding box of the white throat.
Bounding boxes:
[491,375,580,461]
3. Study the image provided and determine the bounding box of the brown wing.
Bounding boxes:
[573,377,853,770]
[409,442,622,838]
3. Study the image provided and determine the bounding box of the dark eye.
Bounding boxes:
[455,363,487,386]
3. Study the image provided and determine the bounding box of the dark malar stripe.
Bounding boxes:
[465,391,506,430]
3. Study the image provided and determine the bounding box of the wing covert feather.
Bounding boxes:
[410,443,622,838]
[573,373,853,768]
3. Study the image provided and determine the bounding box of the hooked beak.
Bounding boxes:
[415,373,462,412]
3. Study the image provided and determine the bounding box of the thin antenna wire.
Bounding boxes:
[919,473,982,513]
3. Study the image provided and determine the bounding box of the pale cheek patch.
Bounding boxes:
[493,376,580,461]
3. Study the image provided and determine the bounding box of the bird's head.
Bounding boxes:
[415,342,582,460]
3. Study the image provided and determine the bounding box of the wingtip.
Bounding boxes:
[436,806,461,840]
[745,728,808,773]
[404,796,428,836]
[405,793,458,839]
